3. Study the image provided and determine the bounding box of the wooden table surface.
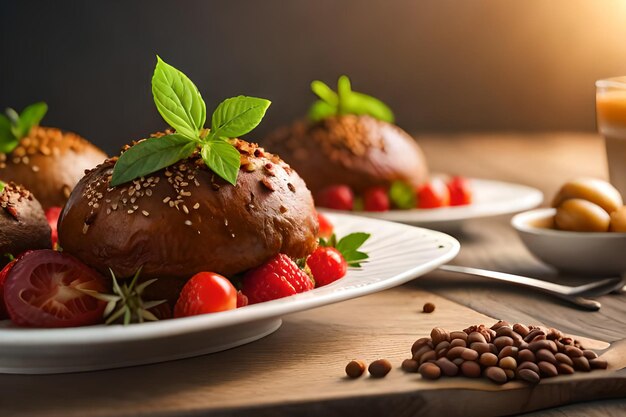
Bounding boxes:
[2,133,625,417]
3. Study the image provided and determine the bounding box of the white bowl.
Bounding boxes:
[512,208,626,276]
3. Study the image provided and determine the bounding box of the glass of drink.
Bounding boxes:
[597,77,626,196]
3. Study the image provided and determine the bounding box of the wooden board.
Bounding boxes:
[1,284,623,417]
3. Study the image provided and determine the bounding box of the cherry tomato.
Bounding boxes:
[174,272,237,318]
[315,185,354,211]
[417,179,451,209]
[4,250,108,328]
[447,176,473,206]
[363,186,390,212]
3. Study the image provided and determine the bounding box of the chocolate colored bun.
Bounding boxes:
[264,115,429,194]
[0,126,107,209]
[58,136,318,291]
[0,182,52,266]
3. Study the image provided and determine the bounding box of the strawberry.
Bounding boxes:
[241,253,314,304]
[417,179,450,209]
[45,206,62,248]
[317,212,334,238]
[174,272,237,318]
[309,232,371,287]
[306,247,347,287]
[363,186,390,212]
[315,185,354,211]
[0,258,18,319]
[236,290,249,308]
[447,176,473,206]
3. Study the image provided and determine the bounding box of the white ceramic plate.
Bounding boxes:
[0,213,459,374]
[320,178,543,230]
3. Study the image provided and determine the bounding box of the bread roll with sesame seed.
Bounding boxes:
[57,136,318,301]
[0,182,52,267]
[264,115,429,195]
[0,126,107,209]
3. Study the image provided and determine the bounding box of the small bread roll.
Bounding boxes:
[554,199,610,232]
[552,178,622,214]
[609,206,626,232]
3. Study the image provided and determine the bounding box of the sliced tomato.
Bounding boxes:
[447,176,473,206]
[417,179,451,209]
[4,250,108,328]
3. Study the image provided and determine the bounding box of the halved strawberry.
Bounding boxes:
[417,179,451,209]
[3,250,108,328]
[317,212,334,239]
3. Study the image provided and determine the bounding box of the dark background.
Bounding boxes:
[2,0,626,154]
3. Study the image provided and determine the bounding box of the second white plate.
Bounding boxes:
[321,178,543,230]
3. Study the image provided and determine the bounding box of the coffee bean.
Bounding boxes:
[419,350,437,365]
[468,331,487,344]
[535,349,557,364]
[461,361,481,378]
[431,328,450,345]
[461,348,479,361]
[561,337,574,345]
[484,366,507,384]
[419,362,441,380]
[518,361,540,373]
[490,320,510,330]
[486,329,496,343]
[557,363,575,375]
[413,345,433,361]
[555,353,573,366]
[565,346,583,358]
[435,341,450,352]
[524,329,545,342]
[470,342,491,355]
[583,350,598,360]
[452,357,464,366]
[479,352,498,367]
[435,357,459,376]
[369,359,392,378]
[531,334,547,342]
[518,349,535,363]
[423,302,436,313]
[495,326,516,338]
[518,368,541,384]
[528,340,557,353]
[499,356,517,370]
[411,337,433,355]
[450,338,466,348]
[401,359,420,373]
[345,360,366,378]
[589,358,608,370]
[554,340,565,352]
[513,323,530,337]
[450,331,468,341]
[498,346,518,360]
[517,341,529,350]
[494,336,514,350]
[572,356,591,372]
[547,328,563,340]
[504,369,516,380]
[538,361,558,377]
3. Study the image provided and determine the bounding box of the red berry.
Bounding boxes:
[0,259,18,319]
[447,176,473,206]
[241,253,314,304]
[4,250,107,328]
[307,247,348,287]
[317,212,334,238]
[417,179,451,209]
[174,272,237,318]
[45,206,62,248]
[363,186,390,212]
[315,185,354,211]
[236,290,249,308]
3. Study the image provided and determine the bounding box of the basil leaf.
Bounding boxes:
[17,102,48,138]
[336,232,370,255]
[308,100,336,122]
[200,139,241,185]
[211,96,271,139]
[111,134,196,186]
[0,115,18,153]
[346,92,395,123]
[152,56,206,139]
[311,80,338,106]
[389,181,416,209]
[343,251,369,268]
[0,180,5,194]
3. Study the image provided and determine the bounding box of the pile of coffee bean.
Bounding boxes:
[402,321,608,384]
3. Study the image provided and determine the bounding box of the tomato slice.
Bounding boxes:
[4,250,108,328]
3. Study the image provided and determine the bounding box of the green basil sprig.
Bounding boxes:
[308,75,394,123]
[111,56,271,187]
[0,180,5,194]
[0,102,48,153]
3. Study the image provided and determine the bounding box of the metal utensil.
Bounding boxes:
[439,265,625,311]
